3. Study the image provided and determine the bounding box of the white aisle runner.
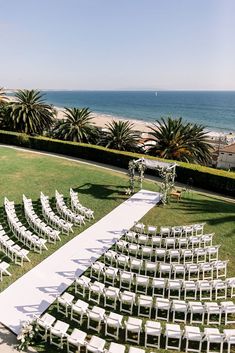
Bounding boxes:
[0,190,160,334]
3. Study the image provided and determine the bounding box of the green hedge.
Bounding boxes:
[0,129,235,196]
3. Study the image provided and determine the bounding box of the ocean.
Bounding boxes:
[41,91,234,133]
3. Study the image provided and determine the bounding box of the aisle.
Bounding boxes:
[0,190,160,334]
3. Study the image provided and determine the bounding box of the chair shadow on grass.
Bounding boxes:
[168,196,235,233]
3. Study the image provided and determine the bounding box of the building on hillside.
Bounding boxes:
[216,143,235,170]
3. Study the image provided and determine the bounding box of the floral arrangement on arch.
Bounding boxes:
[17,319,37,351]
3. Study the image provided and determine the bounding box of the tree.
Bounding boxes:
[9,89,54,134]
[101,120,140,151]
[0,87,8,104]
[146,117,212,165]
[52,107,97,143]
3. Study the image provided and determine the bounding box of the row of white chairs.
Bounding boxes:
[124,231,215,249]
[23,195,61,243]
[36,313,160,353]
[0,260,11,281]
[70,188,94,221]
[89,263,235,300]
[55,190,85,226]
[0,225,30,266]
[40,192,73,234]
[114,243,220,264]
[133,222,206,237]
[4,197,48,254]
[102,252,227,280]
[76,278,235,325]
[45,296,235,353]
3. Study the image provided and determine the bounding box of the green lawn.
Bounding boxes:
[0,146,235,353]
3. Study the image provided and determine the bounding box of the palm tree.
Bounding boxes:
[9,89,54,134]
[101,120,140,151]
[52,107,97,143]
[146,117,212,165]
[0,87,8,104]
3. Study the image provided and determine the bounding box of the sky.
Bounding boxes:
[0,0,235,90]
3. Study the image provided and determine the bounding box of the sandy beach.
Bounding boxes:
[56,107,153,134]
[55,107,235,144]
[6,95,235,143]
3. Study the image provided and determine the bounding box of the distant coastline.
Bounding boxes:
[7,90,235,142]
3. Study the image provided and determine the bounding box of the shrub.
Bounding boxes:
[0,130,234,196]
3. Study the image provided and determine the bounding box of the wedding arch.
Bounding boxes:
[128,158,177,204]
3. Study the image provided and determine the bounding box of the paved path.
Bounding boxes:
[0,190,160,334]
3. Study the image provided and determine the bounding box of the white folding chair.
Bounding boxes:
[160,226,171,237]
[223,329,235,353]
[104,250,117,266]
[184,326,203,353]
[144,320,161,349]
[71,299,88,325]
[87,306,105,333]
[172,264,186,280]
[188,301,205,324]
[159,263,172,278]
[36,313,56,341]
[125,317,142,344]
[165,323,182,351]
[212,279,227,300]
[88,281,105,304]
[137,295,153,318]
[171,300,188,323]
[203,328,224,353]
[134,222,145,234]
[167,279,182,300]
[91,261,105,281]
[194,248,207,263]
[201,263,213,280]
[205,302,221,325]
[182,249,194,264]
[226,277,235,298]
[75,275,91,297]
[145,260,158,277]
[104,266,118,286]
[198,280,212,301]
[152,278,166,297]
[120,290,136,314]
[221,301,235,325]
[213,261,228,279]
[155,297,171,321]
[57,292,74,318]
[119,270,133,290]
[147,225,157,236]
[105,312,123,340]
[117,255,129,270]
[169,249,181,264]
[135,274,149,294]
[106,342,125,353]
[130,258,143,274]
[155,248,166,262]
[50,320,69,349]
[104,286,120,310]
[207,245,219,262]
[86,335,105,353]
[187,264,199,280]
[67,328,87,353]
[183,281,197,300]
[128,243,139,257]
